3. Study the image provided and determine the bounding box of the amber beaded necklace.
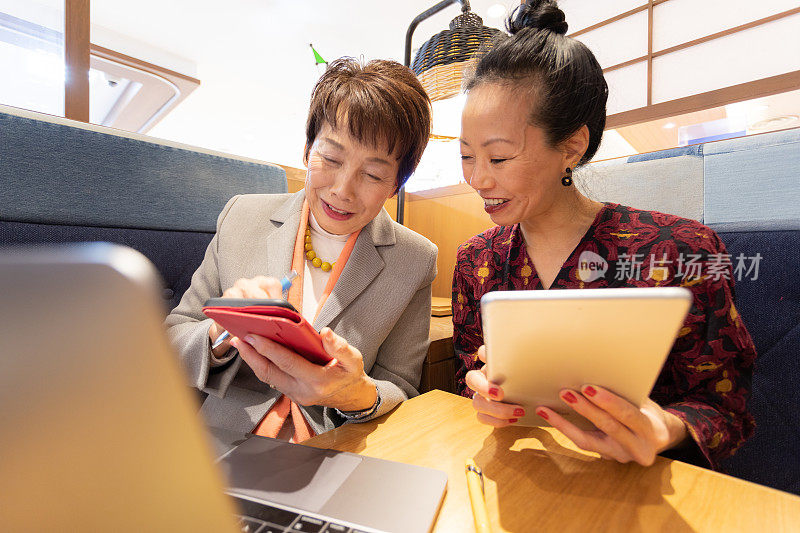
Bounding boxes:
[303,227,334,272]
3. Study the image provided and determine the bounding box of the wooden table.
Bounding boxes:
[305,390,800,532]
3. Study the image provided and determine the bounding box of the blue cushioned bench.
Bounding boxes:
[702,130,800,494]
[581,128,800,494]
[713,220,800,492]
[0,104,287,311]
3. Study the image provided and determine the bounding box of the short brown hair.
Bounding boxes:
[305,58,431,190]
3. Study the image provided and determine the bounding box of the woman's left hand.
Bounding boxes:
[230,327,377,412]
[537,385,689,466]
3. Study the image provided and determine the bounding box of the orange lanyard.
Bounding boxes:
[287,200,360,323]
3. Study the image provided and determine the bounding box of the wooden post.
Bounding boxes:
[65,0,90,121]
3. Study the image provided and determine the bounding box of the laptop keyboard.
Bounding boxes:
[231,494,377,533]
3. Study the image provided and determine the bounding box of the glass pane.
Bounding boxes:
[652,13,800,104]
[604,60,648,115]
[560,0,646,33]
[576,10,648,70]
[653,0,799,52]
[592,129,637,161]
[406,138,463,193]
[610,88,800,156]
[726,89,800,137]
[0,0,65,115]
[430,93,466,138]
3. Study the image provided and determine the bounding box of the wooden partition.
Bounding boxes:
[65,0,90,122]
[279,165,489,298]
[280,165,306,193]
[405,183,494,298]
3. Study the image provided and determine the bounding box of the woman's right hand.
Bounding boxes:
[208,276,283,358]
[466,345,526,427]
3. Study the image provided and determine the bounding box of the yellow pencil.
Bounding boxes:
[465,458,491,533]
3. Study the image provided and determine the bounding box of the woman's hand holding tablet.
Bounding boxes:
[536,385,689,465]
[466,346,527,426]
[466,346,689,465]
[467,287,694,466]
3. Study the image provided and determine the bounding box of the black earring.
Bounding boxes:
[561,167,573,187]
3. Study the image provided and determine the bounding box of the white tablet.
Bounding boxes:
[482,287,692,429]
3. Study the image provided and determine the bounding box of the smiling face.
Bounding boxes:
[460,82,581,227]
[304,121,399,235]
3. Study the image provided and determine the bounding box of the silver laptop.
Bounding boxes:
[0,243,446,533]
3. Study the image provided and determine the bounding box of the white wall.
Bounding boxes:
[89,0,517,169]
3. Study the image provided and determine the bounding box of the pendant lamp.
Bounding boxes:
[411,7,502,103]
[398,0,502,223]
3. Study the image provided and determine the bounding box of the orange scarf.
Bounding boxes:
[252,199,360,441]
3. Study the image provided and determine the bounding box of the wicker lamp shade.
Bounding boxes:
[411,11,502,102]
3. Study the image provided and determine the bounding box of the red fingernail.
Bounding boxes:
[536,409,549,420]
[489,387,499,398]
[562,391,578,404]
[514,408,525,417]
[584,386,597,397]
[509,418,518,424]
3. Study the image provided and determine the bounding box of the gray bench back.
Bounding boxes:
[0,104,288,309]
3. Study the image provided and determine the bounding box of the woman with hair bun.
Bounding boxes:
[454,0,756,470]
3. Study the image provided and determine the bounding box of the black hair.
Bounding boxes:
[464,0,608,165]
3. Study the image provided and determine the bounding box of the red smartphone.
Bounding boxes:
[202,298,331,365]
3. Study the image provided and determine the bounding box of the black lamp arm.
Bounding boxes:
[398,0,469,225]
[404,0,470,67]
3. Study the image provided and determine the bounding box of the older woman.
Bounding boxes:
[167,58,436,442]
[454,0,756,470]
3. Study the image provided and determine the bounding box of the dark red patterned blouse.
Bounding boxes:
[452,203,756,470]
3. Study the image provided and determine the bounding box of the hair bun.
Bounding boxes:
[507,0,568,36]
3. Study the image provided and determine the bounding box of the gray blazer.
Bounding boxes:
[165,191,437,436]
